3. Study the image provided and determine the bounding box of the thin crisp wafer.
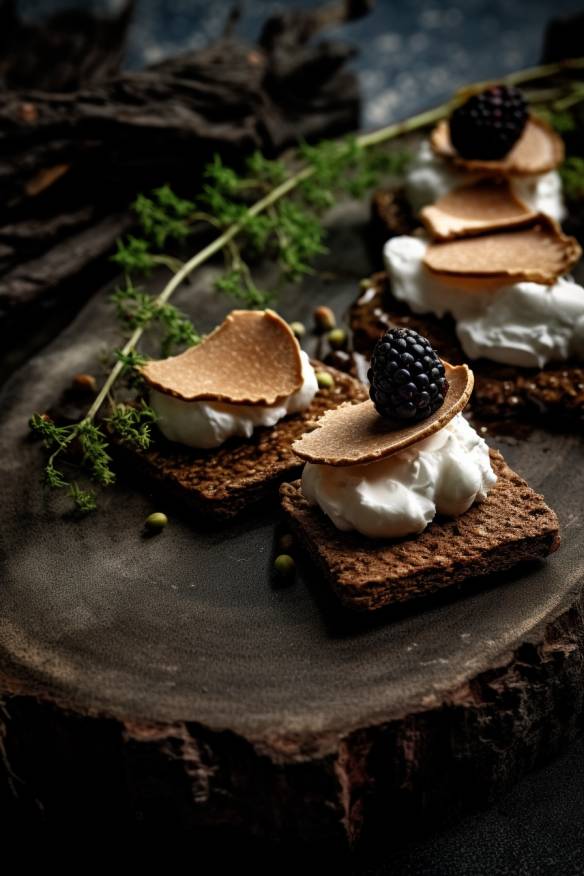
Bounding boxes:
[420,180,536,240]
[292,363,473,466]
[430,116,564,176]
[141,309,303,404]
[423,216,581,286]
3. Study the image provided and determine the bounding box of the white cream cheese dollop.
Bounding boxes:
[384,235,584,368]
[150,350,318,449]
[301,414,496,539]
[404,141,566,222]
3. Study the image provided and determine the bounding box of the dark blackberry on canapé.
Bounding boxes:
[449,84,528,160]
[368,328,448,422]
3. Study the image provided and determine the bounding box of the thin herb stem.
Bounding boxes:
[554,87,584,111]
[356,104,450,149]
[86,327,143,420]
[467,56,584,93]
[526,87,572,104]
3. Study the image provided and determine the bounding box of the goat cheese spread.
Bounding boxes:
[384,235,584,368]
[151,350,318,449]
[302,413,496,539]
[404,140,565,222]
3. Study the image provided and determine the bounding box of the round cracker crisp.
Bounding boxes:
[423,216,582,286]
[292,363,473,466]
[430,116,564,176]
[420,180,537,241]
[141,309,303,405]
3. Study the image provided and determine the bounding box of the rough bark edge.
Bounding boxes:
[0,586,582,847]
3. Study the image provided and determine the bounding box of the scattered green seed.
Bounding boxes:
[327,328,348,350]
[290,321,306,338]
[278,533,295,553]
[145,511,168,532]
[316,371,334,389]
[313,305,336,332]
[274,554,295,578]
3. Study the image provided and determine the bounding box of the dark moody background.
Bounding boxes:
[6,1,584,872]
[16,0,584,128]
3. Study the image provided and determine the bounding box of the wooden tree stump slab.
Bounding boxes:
[1,213,584,846]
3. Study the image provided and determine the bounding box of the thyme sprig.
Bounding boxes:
[105,401,159,449]
[110,278,202,356]
[29,56,584,511]
[113,137,411,302]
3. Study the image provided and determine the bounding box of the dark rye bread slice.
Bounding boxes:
[350,272,584,423]
[280,449,560,612]
[364,187,584,423]
[112,361,367,522]
[368,187,417,266]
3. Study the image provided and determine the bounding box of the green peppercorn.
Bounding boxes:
[328,328,348,350]
[290,321,306,338]
[145,512,168,532]
[316,371,335,389]
[274,554,295,578]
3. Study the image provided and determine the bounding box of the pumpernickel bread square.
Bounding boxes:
[113,361,367,522]
[280,449,560,611]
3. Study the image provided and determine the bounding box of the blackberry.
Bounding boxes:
[449,84,528,160]
[368,328,448,422]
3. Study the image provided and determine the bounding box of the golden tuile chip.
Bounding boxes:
[420,180,537,240]
[423,215,582,286]
[292,362,473,466]
[141,309,304,404]
[430,116,564,176]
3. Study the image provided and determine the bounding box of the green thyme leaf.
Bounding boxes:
[45,460,68,489]
[115,349,148,372]
[246,151,287,185]
[29,413,72,450]
[157,303,202,356]
[111,281,200,355]
[133,187,195,248]
[111,280,158,328]
[68,483,97,512]
[106,401,158,450]
[203,154,241,195]
[76,421,115,487]
[214,268,271,308]
[275,201,327,280]
[560,156,584,201]
[111,236,157,273]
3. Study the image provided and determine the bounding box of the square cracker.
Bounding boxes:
[280,450,560,611]
[112,362,367,522]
